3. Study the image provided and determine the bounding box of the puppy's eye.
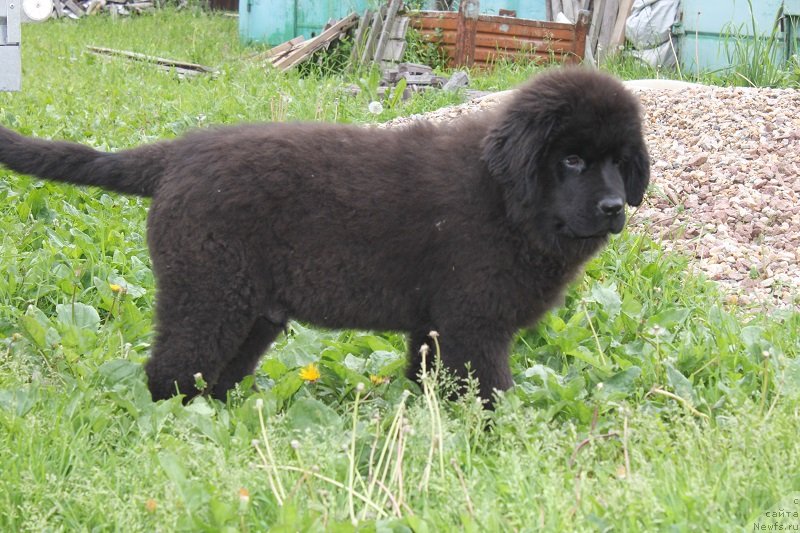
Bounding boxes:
[562,155,584,169]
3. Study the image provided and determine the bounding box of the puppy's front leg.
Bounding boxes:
[407,327,514,408]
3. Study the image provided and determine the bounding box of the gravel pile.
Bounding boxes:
[382,81,800,309]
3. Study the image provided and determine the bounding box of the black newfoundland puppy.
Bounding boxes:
[0,67,649,405]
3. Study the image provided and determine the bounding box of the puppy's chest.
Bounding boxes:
[511,256,582,325]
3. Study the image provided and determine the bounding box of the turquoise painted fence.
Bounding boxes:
[240,0,368,44]
[678,0,800,72]
[240,0,547,45]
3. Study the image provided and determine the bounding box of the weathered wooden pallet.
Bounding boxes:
[269,13,359,72]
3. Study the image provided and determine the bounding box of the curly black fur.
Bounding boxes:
[0,67,649,405]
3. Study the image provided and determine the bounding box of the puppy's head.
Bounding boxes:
[481,67,650,241]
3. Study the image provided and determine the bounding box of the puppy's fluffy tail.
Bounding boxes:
[0,125,163,197]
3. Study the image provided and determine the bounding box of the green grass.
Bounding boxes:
[1,10,799,531]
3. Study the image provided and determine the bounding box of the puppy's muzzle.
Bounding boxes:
[596,195,626,234]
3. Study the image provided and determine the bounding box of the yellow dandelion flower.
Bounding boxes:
[370,374,389,385]
[109,283,124,293]
[238,487,250,504]
[145,498,157,513]
[299,363,321,382]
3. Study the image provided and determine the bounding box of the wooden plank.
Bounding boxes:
[64,0,85,17]
[263,36,305,60]
[53,0,64,17]
[595,0,620,62]
[390,16,409,39]
[86,46,216,72]
[415,21,576,44]
[414,11,469,32]
[90,0,107,15]
[413,12,576,36]
[587,0,605,62]
[571,9,591,63]
[273,13,359,71]
[373,0,402,65]
[382,17,409,64]
[476,13,575,30]
[455,0,480,67]
[383,40,406,61]
[470,34,568,51]
[359,9,384,66]
[475,21,575,41]
[272,15,356,70]
[609,0,634,51]
[465,47,566,63]
[268,41,308,64]
[349,9,372,69]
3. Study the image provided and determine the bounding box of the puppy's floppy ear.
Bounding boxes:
[481,112,555,224]
[623,142,650,207]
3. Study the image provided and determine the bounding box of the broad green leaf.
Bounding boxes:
[367,350,405,376]
[598,366,642,400]
[285,397,341,433]
[21,305,59,349]
[741,326,765,348]
[782,358,800,399]
[56,302,101,330]
[666,363,695,402]
[271,373,303,403]
[364,335,398,352]
[0,387,38,417]
[343,353,366,373]
[646,308,691,331]
[566,346,611,371]
[588,282,622,319]
[260,357,289,380]
[98,359,141,384]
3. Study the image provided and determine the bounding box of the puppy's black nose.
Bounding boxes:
[598,197,624,217]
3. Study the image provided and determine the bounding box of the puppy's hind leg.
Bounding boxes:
[143,276,266,402]
[210,315,284,400]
